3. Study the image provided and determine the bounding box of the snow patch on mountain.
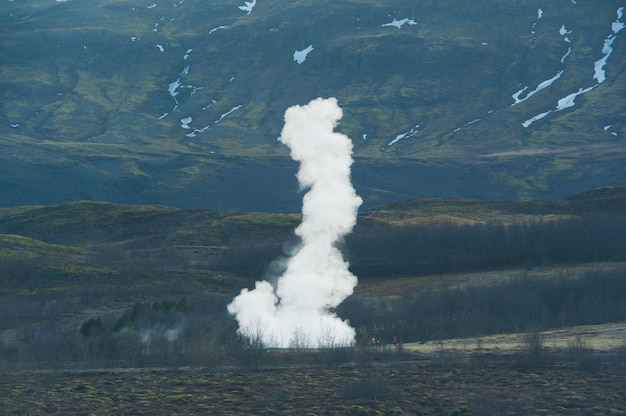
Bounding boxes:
[209,25,228,34]
[522,85,597,128]
[184,104,243,137]
[215,105,242,123]
[381,18,417,29]
[604,125,619,137]
[239,0,256,15]
[512,71,564,106]
[388,124,420,146]
[168,79,181,97]
[523,7,624,127]
[513,10,573,108]
[180,117,192,129]
[294,45,314,64]
[594,7,625,83]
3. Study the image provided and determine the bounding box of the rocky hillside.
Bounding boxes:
[1,0,624,211]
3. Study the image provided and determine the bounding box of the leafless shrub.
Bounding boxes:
[518,331,545,367]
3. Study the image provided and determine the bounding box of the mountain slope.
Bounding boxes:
[1,0,625,211]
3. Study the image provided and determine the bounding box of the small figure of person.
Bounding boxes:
[369,337,376,346]
[392,336,398,346]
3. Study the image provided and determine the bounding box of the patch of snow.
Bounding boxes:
[522,110,552,128]
[238,0,256,14]
[512,86,528,103]
[294,45,314,64]
[594,8,625,83]
[203,100,217,110]
[537,9,543,18]
[594,51,610,83]
[10,123,19,128]
[523,84,597,127]
[131,36,137,42]
[148,3,156,8]
[555,85,596,111]
[215,105,242,123]
[512,71,564,106]
[168,79,181,97]
[614,7,625,32]
[561,47,572,63]
[180,66,189,75]
[180,117,192,129]
[381,18,417,29]
[604,125,619,137]
[229,77,235,82]
[156,44,164,52]
[362,134,367,141]
[559,25,572,36]
[186,123,211,137]
[388,124,420,146]
[189,86,203,96]
[209,25,228,34]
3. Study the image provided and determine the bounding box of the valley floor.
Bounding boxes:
[405,321,626,355]
[2,351,626,415]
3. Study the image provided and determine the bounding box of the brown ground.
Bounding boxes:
[405,322,626,354]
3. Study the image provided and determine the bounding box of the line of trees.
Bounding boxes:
[219,213,626,279]
[338,267,626,343]
[2,267,626,371]
[345,213,626,278]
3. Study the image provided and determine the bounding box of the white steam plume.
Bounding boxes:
[227,97,362,348]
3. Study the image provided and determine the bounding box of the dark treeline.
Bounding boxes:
[338,267,626,344]
[4,268,625,371]
[219,213,626,279]
[346,213,626,278]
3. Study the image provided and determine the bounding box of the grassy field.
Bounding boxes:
[2,351,626,415]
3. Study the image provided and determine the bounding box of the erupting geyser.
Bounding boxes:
[227,97,362,348]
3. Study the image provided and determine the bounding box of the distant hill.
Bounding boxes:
[2,185,625,255]
[1,0,625,211]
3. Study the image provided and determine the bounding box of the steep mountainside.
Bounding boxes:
[1,0,625,211]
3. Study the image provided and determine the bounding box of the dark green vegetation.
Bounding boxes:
[1,0,625,211]
[3,361,626,415]
[1,187,626,414]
